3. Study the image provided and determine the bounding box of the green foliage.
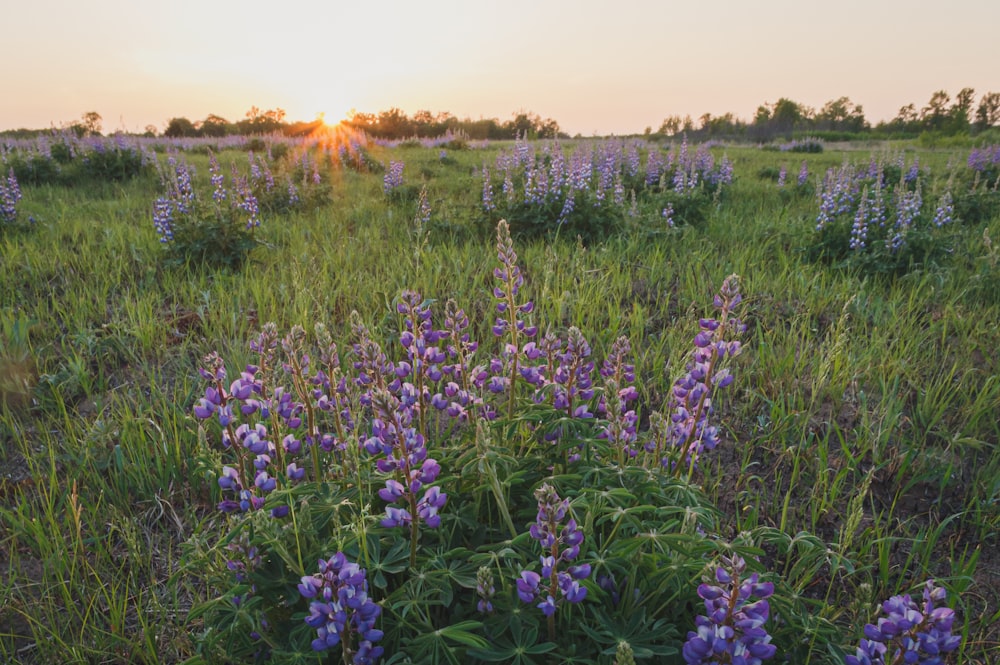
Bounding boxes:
[3,140,1000,665]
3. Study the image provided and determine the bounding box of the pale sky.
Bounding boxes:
[3,0,998,136]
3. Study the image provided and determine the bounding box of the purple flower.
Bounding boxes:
[518,484,591,617]
[300,553,384,663]
[845,580,961,665]
[683,555,776,665]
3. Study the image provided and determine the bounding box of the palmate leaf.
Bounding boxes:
[578,608,679,659]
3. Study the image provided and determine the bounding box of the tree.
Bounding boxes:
[895,103,918,127]
[658,115,683,136]
[975,92,1000,129]
[817,97,867,132]
[950,87,975,130]
[80,111,102,136]
[164,117,198,138]
[920,90,951,131]
[200,114,230,137]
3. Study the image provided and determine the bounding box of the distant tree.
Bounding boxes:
[238,107,286,134]
[816,97,867,132]
[164,117,199,138]
[950,87,976,130]
[771,98,803,133]
[975,92,1000,130]
[81,111,103,135]
[375,107,412,138]
[658,115,683,136]
[920,90,951,131]
[143,124,158,138]
[895,103,919,126]
[199,114,230,137]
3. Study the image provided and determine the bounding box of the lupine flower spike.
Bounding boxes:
[682,555,776,665]
[299,553,384,664]
[517,484,590,641]
[845,580,961,665]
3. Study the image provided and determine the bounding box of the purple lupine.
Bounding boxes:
[232,175,261,230]
[657,275,744,474]
[299,552,384,663]
[168,157,195,215]
[550,326,596,421]
[845,580,961,665]
[887,186,922,252]
[904,156,920,185]
[646,148,666,187]
[598,336,640,461]
[481,165,495,211]
[0,169,22,224]
[434,299,490,422]
[777,166,787,188]
[209,151,227,202]
[392,289,447,436]
[682,555,776,665]
[662,204,675,228]
[849,188,870,251]
[932,191,953,227]
[492,220,538,417]
[517,483,590,639]
[152,197,174,243]
[364,387,447,565]
[383,160,404,195]
[797,160,809,187]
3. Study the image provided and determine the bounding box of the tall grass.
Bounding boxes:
[1,138,998,663]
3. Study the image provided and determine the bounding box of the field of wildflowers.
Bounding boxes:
[1,129,999,664]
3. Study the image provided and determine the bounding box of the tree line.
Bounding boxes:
[3,88,998,142]
[654,88,1000,141]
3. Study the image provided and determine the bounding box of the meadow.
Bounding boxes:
[1,129,999,664]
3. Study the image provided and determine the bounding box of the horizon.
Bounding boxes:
[3,0,999,137]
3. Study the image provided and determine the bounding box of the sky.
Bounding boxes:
[3,0,999,137]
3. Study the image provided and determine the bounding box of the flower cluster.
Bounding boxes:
[516,484,590,617]
[682,555,776,665]
[365,387,448,531]
[480,137,732,240]
[845,580,960,665]
[598,336,640,459]
[656,275,744,473]
[967,144,1000,173]
[299,553,384,663]
[383,160,404,195]
[1,168,22,224]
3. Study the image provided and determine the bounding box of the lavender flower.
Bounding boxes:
[517,483,590,629]
[932,191,953,227]
[299,552,384,664]
[658,275,744,474]
[797,160,809,186]
[776,166,787,188]
[152,197,174,243]
[492,220,537,416]
[598,336,640,460]
[845,580,961,665]
[383,160,404,195]
[682,555,776,665]
[0,169,22,224]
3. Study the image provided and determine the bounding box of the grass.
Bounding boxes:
[1,135,999,664]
